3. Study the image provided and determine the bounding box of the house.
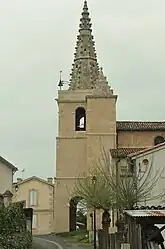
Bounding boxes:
[110,142,165,205]
[0,156,18,194]
[12,176,54,235]
[110,148,146,178]
[127,142,165,207]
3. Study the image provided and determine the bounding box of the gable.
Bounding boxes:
[15,176,54,187]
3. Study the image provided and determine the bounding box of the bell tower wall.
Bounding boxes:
[54,0,118,233]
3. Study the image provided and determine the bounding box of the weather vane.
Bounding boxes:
[21,169,25,179]
[58,71,70,90]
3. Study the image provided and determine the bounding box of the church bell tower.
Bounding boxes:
[54,0,117,233]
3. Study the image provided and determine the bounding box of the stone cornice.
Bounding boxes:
[55,95,118,103]
[55,98,86,103]
[86,132,116,136]
[56,133,116,139]
[86,94,118,100]
[56,136,86,139]
[55,176,86,180]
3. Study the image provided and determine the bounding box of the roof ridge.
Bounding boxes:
[16,176,54,186]
[128,141,165,158]
[0,156,18,172]
[116,121,165,131]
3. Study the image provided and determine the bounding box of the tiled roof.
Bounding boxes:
[116,121,165,131]
[125,210,165,218]
[128,141,165,158]
[110,148,145,158]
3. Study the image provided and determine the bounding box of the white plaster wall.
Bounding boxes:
[0,162,13,194]
[135,146,165,207]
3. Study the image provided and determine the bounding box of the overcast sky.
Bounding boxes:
[0,0,165,180]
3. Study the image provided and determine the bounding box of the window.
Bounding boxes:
[32,214,37,229]
[29,190,37,206]
[127,159,135,176]
[154,136,165,146]
[140,159,149,173]
[75,107,86,131]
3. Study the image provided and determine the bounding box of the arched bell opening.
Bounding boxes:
[75,107,86,131]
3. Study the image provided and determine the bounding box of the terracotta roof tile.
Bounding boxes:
[116,121,165,131]
[110,148,145,158]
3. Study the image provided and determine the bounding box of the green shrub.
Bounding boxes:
[0,203,32,249]
[0,230,32,249]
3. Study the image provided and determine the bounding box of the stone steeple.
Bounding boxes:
[69,0,99,90]
[69,1,113,95]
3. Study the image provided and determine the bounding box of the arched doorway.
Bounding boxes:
[69,197,87,232]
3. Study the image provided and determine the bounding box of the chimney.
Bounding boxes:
[17,178,22,183]
[47,177,53,184]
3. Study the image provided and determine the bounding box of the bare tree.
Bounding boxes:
[74,142,165,212]
[74,168,115,211]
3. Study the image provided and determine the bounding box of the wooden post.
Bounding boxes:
[102,210,111,249]
[109,234,115,249]
[115,232,123,249]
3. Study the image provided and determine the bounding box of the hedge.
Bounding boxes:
[0,202,32,249]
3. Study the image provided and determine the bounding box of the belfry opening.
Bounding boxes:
[75,107,86,131]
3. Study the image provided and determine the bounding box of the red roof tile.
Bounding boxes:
[110,148,145,158]
[117,121,165,131]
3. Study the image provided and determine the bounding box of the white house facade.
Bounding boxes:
[0,156,18,194]
[128,142,165,207]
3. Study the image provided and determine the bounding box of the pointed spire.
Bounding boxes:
[69,1,113,96]
[93,67,113,96]
[69,0,99,90]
